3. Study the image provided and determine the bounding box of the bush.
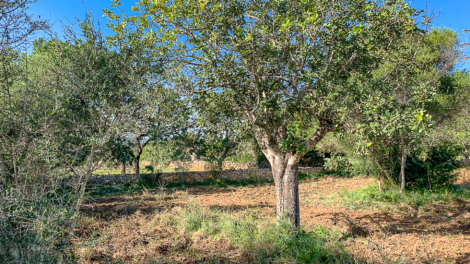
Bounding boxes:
[400,143,463,189]
[0,182,75,263]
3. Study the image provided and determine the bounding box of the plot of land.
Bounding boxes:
[74,173,470,264]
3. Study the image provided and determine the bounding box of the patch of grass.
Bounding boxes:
[73,203,362,263]
[176,204,359,263]
[338,184,470,209]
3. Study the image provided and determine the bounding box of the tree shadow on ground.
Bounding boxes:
[333,197,470,236]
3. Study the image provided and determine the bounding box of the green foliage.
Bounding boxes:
[141,139,192,165]
[339,184,470,209]
[401,143,463,189]
[107,0,424,160]
[323,28,463,186]
[224,143,255,164]
[0,183,75,263]
[299,149,327,167]
[105,137,135,167]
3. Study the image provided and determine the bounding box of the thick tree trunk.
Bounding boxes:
[251,120,334,229]
[399,136,406,193]
[272,156,300,228]
[120,163,126,174]
[134,155,140,174]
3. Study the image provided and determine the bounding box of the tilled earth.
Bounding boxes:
[74,172,470,264]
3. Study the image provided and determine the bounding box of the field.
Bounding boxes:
[71,171,470,264]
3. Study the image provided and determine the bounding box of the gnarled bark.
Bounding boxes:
[271,155,300,227]
[252,120,334,228]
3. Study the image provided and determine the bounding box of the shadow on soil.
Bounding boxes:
[333,197,470,236]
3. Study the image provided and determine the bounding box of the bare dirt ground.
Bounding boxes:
[73,171,470,264]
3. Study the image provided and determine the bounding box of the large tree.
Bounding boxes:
[107,0,424,227]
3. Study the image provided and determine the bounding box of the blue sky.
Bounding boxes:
[29,0,470,69]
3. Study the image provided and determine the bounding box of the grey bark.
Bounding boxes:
[252,120,334,228]
[272,156,300,227]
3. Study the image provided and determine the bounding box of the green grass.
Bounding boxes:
[338,184,470,210]
[177,204,360,264]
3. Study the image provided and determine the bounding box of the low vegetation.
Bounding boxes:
[338,183,470,210]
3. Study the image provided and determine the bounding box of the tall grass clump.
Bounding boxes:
[178,204,358,263]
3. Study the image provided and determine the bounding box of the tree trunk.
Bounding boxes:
[272,156,300,228]
[217,158,223,171]
[134,154,140,174]
[251,121,334,229]
[400,136,406,193]
[120,163,126,174]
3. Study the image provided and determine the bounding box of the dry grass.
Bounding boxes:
[70,171,470,263]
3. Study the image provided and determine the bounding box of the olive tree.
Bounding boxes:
[107,0,423,227]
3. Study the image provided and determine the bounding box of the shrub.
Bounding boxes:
[400,143,463,189]
[0,182,75,263]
